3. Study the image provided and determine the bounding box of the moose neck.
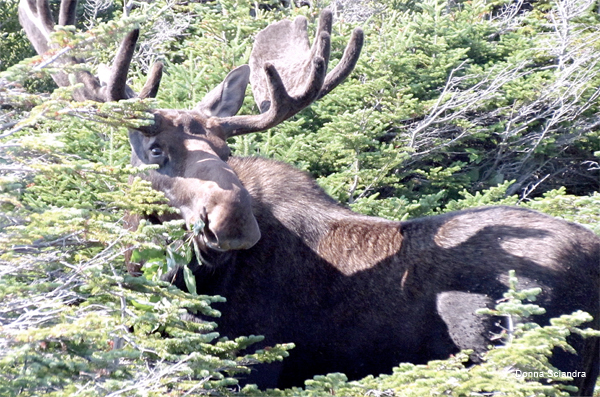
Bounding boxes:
[227,156,404,275]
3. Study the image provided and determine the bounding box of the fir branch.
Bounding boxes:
[0,165,35,171]
[7,232,95,253]
[0,122,26,139]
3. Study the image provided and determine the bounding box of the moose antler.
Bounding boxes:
[215,10,364,137]
[18,0,162,102]
[20,1,361,138]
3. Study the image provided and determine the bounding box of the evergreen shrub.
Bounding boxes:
[1,0,598,395]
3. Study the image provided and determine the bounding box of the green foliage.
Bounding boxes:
[445,180,519,211]
[0,113,293,395]
[0,0,36,72]
[1,0,598,395]
[524,188,600,235]
[227,0,600,208]
[1,3,297,393]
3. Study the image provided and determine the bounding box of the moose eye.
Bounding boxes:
[150,147,163,158]
[148,146,167,166]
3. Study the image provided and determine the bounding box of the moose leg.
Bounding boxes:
[574,336,599,396]
[545,302,600,396]
[551,334,600,397]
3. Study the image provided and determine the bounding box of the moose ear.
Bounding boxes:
[195,65,250,118]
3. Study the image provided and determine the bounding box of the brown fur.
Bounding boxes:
[317,220,403,275]
[124,138,599,394]
[153,156,599,394]
[123,121,599,394]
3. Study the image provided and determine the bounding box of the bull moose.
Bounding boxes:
[19,0,600,394]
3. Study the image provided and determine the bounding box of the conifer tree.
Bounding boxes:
[1,0,598,395]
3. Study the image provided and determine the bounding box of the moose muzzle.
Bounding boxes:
[182,184,261,252]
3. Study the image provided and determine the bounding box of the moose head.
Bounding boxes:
[19,0,364,253]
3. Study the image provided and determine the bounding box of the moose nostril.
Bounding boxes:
[203,224,219,246]
[192,205,260,251]
[199,210,223,249]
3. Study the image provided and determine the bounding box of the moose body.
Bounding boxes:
[165,156,600,391]
[19,0,599,394]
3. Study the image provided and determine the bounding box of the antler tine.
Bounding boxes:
[218,9,362,138]
[107,29,139,101]
[58,0,77,26]
[18,0,54,55]
[313,9,333,65]
[138,62,164,99]
[318,27,364,100]
[19,0,163,104]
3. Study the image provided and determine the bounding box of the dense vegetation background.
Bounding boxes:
[1,0,599,395]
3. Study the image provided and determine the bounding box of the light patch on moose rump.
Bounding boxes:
[433,208,563,270]
[317,219,403,275]
[497,236,562,270]
[433,216,481,248]
[433,207,542,249]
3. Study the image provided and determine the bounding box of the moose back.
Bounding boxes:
[19,0,600,394]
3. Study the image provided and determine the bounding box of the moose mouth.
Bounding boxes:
[188,210,229,268]
[190,208,227,253]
